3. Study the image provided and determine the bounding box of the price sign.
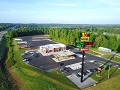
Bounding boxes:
[76,42,85,48]
[85,42,93,46]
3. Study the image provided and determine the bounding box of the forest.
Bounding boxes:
[6,24,120,52]
[0,23,15,31]
[0,35,13,90]
[0,23,120,89]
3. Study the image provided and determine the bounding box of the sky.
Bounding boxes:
[0,0,120,24]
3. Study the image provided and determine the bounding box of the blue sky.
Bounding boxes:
[0,0,120,24]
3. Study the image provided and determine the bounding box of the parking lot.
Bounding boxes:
[20,35,56,49]
[18,35,100,75]
[16,35,120,88]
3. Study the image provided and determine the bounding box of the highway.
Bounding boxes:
[0,31,7,41]
[0,25,16,41]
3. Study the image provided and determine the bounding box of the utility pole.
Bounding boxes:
[108,63,111,78]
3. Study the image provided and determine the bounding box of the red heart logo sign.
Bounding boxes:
[84,33,87,37]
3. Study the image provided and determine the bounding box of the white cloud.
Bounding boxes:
[56,3,77,7]
[95,0,120,6]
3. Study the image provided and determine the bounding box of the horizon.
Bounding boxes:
[0,0,120,24]
[1,23,120,25]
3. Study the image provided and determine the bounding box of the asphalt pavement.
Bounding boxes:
[20,35,120,89]
[21,35,120,73]
[85,52,120,67]
[70,48,120,68]
[67,74,96,89]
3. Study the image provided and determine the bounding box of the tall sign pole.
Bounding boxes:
[81,33,88,82]
[81,50,85,82]
[77,32,93,82]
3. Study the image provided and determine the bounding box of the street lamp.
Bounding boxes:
[108,63,112,78]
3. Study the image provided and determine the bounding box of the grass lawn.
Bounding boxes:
[7,39,79,90]
[87,50,99,55]
[89,47,111,55]
[19,48,28,54]
[9,66,77,90]
[84,74,120,90]
[83,65,120,90]
[46,70,78,89]
[88,47,120,63]
[102,55,120,63]
[89,66,120,83]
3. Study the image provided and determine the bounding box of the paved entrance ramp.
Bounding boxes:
[67,74,96,89]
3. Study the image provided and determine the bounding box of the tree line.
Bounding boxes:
[0,34,14,90]
[7,24,120,52]
[0,23,15,31]
[90,33,120,52]
[1,23,120,34]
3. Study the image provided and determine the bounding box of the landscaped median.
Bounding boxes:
[88,47,120,63]
[89,65,120,82]
[84,73,120,90]
[7,38,79,90]
[83,64,120,90]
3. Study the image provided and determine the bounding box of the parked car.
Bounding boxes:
[33,53,39,58]
[87,69,94,73]
[76,72,85,77]
[64,69,69,73]
[59,68,64,72]
[25,61,29,64]
[83,71,88,76]
[59,67,68,72]
[59,62,64,66]
[30,52,34,54]
[23,58,29,62]
[76,73,81,77]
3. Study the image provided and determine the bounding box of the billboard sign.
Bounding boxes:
[80,37,89,42]
[82,33,87,37]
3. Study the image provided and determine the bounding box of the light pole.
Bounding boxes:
[108,63,111,78]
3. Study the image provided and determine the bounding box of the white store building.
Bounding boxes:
[38,44,66,55]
